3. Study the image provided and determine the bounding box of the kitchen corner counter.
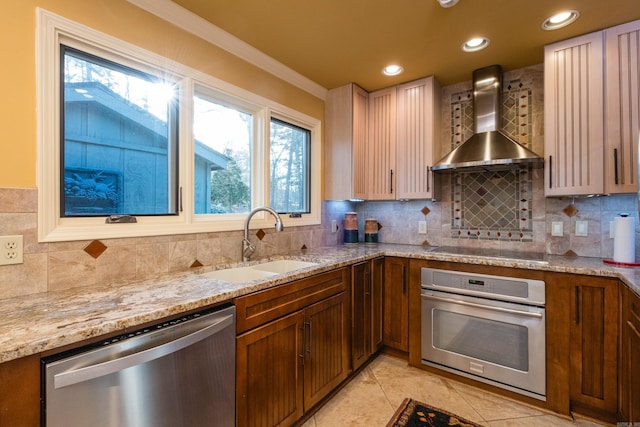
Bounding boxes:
[1,243,640,364]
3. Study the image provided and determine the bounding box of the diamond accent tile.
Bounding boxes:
[84,240,107,259]
[421,207,431,216]
[301,244,307,250]
[190,260,203,268]
[563,204,579,217]
[255,229,266,240]
[564,249,578,257]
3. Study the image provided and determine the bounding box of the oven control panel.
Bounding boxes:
[420,268,545,305]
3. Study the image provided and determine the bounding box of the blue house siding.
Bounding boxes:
[64,82,227,215]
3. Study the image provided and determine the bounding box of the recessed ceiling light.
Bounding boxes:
[382,65,404,76]
[542,10,579,30]
[436,0,459,8]
[462,37,490,52]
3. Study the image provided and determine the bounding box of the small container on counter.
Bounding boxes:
[343,212,359,244]
[364,218,379,243]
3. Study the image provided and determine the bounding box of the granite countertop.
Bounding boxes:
[2,243,639,364]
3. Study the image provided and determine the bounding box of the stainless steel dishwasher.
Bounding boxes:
[42,304,235,427]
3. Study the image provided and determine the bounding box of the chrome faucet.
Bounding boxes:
[243,206,284,262]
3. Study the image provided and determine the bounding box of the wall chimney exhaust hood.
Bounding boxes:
[432,65,542,171]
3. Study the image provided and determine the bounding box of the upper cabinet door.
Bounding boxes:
[544,32,604,196]
[396,77,440,200]
[324,83,369,200]
[368,87,397,200]
[605,20,640,194]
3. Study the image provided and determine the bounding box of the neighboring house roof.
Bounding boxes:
[65,81,230,170]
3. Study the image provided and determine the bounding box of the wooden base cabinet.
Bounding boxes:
[383,257,409,352]
[351,258,383,370]
[547,273,619,422]
[236,311,304,427]
[621,287,640,422]
[234,269,350,427]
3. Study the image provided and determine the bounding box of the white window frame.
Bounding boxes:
[36,9,321,242]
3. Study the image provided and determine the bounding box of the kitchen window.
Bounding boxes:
[270,118,310,214]
[37,9,321,242]
[61,46,179,217]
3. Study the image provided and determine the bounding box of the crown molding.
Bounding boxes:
[127,0,328,100]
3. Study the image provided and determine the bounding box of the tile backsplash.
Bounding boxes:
[0,187,346,299]
[450,166,534,242]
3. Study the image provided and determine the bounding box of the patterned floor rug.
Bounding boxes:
[386,398,482,427]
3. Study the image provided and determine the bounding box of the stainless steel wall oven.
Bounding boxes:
[421,268,546,400]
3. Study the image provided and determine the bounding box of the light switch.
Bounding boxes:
[551,222,563,237]
[575,220,588,237]
[418,221,427,234]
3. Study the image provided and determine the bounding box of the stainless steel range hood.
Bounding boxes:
[432,65,542,171]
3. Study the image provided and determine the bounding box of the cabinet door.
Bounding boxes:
[352,258,384,371]
[371,257,384,352]
[383,257,409,352]
[396,77,440,199]
[629,321,640,422]
[622,288,640,422]
[605,20,640,194]
[544,32,604,196]
[236,311,304,427]
[569,277,619,419]
[368,87,397,200]
[325,83,369,200]
[0,354,40,427]
[303,292,350,410]
[351,261,370,370]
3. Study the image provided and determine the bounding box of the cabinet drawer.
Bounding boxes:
[234,268,348,333]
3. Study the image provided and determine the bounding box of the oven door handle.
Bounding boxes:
[422,294,544,319]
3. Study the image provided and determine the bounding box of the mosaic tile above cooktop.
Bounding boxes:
[451,166,533,242]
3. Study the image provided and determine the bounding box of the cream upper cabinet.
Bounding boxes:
[325,77,440,201]
[604,20,640,194]
[368,87,397,200]
[396,77,440,200]
[325,83,369,200]
[544,32,604,196]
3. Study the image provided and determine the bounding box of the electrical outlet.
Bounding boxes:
[331,220,339,233]
[551,222,563,237]
[418,221,427,234]
[575,220,588,237]
[0,235,23,266]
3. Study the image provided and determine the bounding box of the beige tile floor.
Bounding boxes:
[301,354,611,427]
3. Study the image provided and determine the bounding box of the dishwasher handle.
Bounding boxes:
[54,312,234,389]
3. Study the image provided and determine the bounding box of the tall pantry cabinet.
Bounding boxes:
[325,77,440,201]
[544,19,640,196]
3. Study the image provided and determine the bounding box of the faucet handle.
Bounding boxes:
[242,238,256,261]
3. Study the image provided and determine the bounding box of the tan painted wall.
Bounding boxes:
[0,0,324,188]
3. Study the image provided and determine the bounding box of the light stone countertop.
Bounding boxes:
[1,243,639,364]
